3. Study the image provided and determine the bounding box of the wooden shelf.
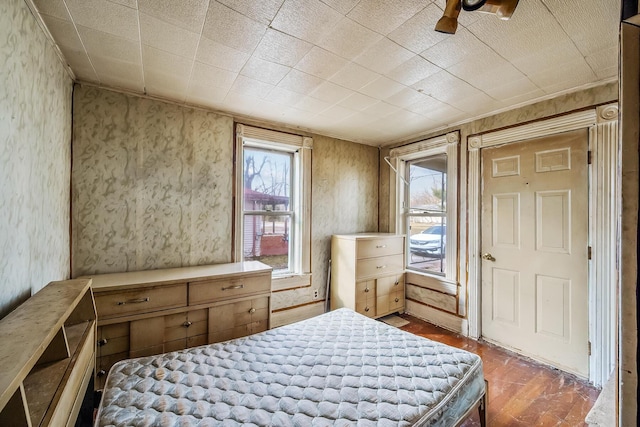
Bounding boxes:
[0,279,96,427]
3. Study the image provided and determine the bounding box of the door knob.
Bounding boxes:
[482,253,496,261]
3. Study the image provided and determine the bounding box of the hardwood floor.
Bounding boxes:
[398,314,600,426]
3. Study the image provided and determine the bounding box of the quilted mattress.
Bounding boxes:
[96,308,485,426]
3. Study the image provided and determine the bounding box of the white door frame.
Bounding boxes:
[467,104,619,387]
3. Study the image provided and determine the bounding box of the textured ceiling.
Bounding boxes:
[30,0,620,146]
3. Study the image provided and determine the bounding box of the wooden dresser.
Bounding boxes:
[330,233,405,318]
[87,261,272,389]
[0,279,96,427]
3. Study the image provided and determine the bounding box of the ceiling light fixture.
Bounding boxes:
[435,0,519,34]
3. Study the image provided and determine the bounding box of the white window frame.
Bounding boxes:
[235,124,312,286]
[389,132,459,286]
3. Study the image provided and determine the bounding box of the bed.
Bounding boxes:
[95,308,486,426]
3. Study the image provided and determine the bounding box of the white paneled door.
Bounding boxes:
[481,129,589,377]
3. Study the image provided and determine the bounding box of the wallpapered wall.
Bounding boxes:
[72,85,379,311]
[0,0,73,319]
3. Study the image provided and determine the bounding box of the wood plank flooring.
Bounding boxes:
[398,314,600,426]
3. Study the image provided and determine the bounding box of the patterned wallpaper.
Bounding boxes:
[72,86,380,313]
[0,0,73,318]
[72,86,234,277]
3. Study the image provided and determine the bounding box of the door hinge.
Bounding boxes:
[588,341,592,356]
[587,150,592,165]
[588,246,592,260]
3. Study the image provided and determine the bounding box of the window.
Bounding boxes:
[389,132,458,283]
[406,154,448,275]
[235,124,311,279]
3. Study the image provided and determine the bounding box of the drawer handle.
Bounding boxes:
[395,298,400,303]
[183,321,192,327]
[394,281,399,286]
[376,265,386,269]
[365,307,370,312]
[376,244,387,248]
[364,288,370,293]
[97,370,106,377]
[117,297,149,305]
[97,338,108,347]
[249,308,256,314]
[222,284,244,291]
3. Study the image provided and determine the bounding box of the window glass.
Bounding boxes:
[407,154,447,275]
[242,147,293,272]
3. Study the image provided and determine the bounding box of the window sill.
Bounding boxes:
[405,270,458,295]
[271,273,312,292]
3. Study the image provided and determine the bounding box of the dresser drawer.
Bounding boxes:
[355,299,376,317]
[356,254,404,280]
[357,237,404,259]
[94,284,187,319]
[189,273,270,305]
[377,274,405,295]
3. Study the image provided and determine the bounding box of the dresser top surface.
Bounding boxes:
[332,233,404,240]
[84,261,272,291]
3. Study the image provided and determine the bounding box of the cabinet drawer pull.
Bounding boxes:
[222,284,244,291]
[364,288,370,293]
[249,308,256,314]
[394,281,399,286]
[365,307,370,312]
[97,338,108,347]
[376,265,386,269]
[183,321,192,327]
[395,298,400,303]
[117,297,149,305]
[376,244,387,248]
[97,370,106,377]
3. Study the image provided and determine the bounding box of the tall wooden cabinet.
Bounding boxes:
[331,233,405,318]
[87,261,272,389]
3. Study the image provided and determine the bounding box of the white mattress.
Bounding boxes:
[96,308,485,426]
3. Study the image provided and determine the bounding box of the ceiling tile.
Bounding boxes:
[406,93,457,115]
[139,13,199,60]
[144,72,188,100]
[309,81,353,104]
[385,87,430,108]
[107,0,137,8]
[57,45,99,83]
[202,2,267,53]
[138,0,208,31]
[317,17,382,60]
[223,91,262,115]
[320,0,360,15]
[467,0,570,64]
[412,70,480,103]
[318,104,357,121]
[347,0,430,35]
[353,37,414,75]
[483,77,541,102]
[270,0,342,44]
[337,92,380,111]
[190,61,238,91]
[447,53,526,92]
[240,57,290,85]
[142,46,192,78]
[542,0,619,57]
[295,47,349,79]
[65,0,139,41]
[421,28,492,70]
[186,81,228,108]
[278,69,324,95]
[195,37,250,73]
[361,101,401,119]
[510,38,584,77]
[77,26,141,64]
[529,57,597,94]
[217,0,285,25]
[359,76,405,100]
[253,29,314,67]
[90,57,144,91]
[294,96,332,114]
[387,3,449,54]
[268,86,304,105]
[386,55,441,86]
[32,0,71,20]
[586,46,619,80]
[329,62,380,91]
[38,15,83,52]
[229,75,276,99]
[447,91,498,114]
